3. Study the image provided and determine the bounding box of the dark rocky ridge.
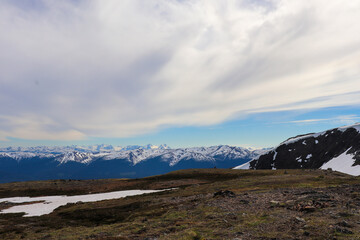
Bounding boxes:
[250,124,360,171]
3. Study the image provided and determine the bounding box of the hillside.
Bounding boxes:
[239,123,360,176]
[0,169,359,239]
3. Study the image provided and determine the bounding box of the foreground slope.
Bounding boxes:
[245,123,360,175]
[0,169,359,239]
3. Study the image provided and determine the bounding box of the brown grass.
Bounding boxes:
[0,169,359,239]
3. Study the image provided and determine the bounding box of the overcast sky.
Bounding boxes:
[1,0,360,147]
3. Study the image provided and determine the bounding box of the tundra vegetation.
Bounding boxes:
[0,169,359,239]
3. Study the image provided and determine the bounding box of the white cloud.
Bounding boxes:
[0,115,85,141]
[284,115,360,125]
[0,0,360,140]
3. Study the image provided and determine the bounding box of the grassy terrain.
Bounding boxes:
[0,169,359,239]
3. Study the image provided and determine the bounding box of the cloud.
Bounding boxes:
[284,115,360,125]
[0,115,86,141]
[1,0,360,140]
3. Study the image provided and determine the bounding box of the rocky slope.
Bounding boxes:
[242,123,360,175]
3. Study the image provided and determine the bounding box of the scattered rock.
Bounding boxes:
[295,217,305,223]
[40,235,52,240]
[87,232,112,239]
[292,200,330,212]
[337,220,352,228]
[335,227,353,234]
[293,203,316,212]
[214,190,236,198]
[338,212,353,217]
[303,206,316,212]
[296,191,317,195]
[239,199,249,204]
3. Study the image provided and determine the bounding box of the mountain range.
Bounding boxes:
[2,123,360,183]
[0,144,263,183]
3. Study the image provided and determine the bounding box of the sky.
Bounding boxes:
[0,0,360,148]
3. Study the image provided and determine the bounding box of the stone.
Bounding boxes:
[337,220,352,228]
[213,190,236,198]
[295,217,306,223]
[335,227,353,234]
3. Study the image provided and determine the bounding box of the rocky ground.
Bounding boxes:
[0,169,359,239]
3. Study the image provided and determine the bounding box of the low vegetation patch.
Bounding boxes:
[0,169,359,239]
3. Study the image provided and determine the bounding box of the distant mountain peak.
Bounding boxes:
[0,144,263,183]
[0,144,259,165]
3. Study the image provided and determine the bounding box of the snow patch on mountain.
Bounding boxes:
[279,123,360,146]
[57,152,94,164]
[321,149,360,176]
[0,144,261,166]
[281,134,314,145]
[245,123,360,176]
[312,123,360,138]
[233,161,251,170]
[0,152,53,161]
[338,123,360,133]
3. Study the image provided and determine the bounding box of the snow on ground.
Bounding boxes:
[0,189,168,217]
[233,161,251,169]
[321,149,360,176]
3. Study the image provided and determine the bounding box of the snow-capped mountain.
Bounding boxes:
[237,123,360,176]
[0,144,255,165]
[0,144,260,183]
